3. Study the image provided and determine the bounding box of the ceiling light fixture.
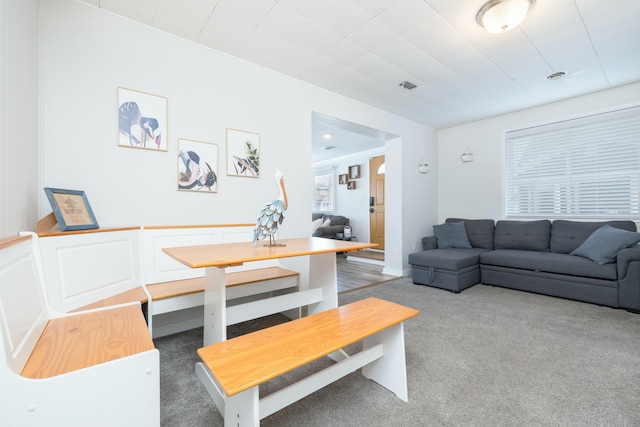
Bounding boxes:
[323,145,336,151]
[476,0,535,34]
[322,133,333,139]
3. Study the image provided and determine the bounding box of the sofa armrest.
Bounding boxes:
[421,236,437,250]
[617,246,640,312]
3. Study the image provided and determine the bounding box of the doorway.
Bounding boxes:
[369,155,385,250]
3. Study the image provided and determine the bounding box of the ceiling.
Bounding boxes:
[78,0,640,161]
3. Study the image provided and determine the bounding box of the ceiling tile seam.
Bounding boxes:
[195,1,221,42]
[571,0,611,88]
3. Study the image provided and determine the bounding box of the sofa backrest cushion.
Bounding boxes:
[329,216,349,226]
[494,220,551,251]
[433,221,472,248]
[446,218,496,249]
[550,220,637,254]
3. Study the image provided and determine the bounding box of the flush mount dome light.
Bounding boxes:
[477,0,535,34]
[323,133,333,139]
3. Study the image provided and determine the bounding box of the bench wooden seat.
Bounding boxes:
[195,297,419,426]
[0,234,160,426]
[73,287,149,312]
[22,304,154,379]
[146,266,299,301]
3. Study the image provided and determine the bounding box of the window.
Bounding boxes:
[312,168,336,213]
[505,106,640,219]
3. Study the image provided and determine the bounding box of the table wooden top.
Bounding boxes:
[162,237,378,268]
[197,297,419,396]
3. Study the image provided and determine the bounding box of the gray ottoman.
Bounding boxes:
[408,248,488,293]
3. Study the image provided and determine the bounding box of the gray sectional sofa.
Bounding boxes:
[408,218,640,313]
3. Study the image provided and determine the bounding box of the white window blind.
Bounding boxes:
[312,168,335,213]
[505,106,640,219]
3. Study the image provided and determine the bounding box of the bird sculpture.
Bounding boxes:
[253,169,288,246]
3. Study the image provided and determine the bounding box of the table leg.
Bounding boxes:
[307,252,338,315]
[203,266,226,346]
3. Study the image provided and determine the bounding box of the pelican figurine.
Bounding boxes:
[253,169,288,246]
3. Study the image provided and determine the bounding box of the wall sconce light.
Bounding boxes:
[460,146,474,163]
[476,0,535,34]
[418,159,430,174]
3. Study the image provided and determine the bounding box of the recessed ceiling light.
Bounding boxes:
[323,145,336,151]
[323,133,333,139]
[546,71,566,80]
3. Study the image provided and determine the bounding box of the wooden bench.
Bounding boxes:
[0,234,159,427]
[33,223,300,338]
[195,297,419,426]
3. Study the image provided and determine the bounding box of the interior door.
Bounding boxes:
[369,155,385,250]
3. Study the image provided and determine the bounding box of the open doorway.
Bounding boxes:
[312,112,397,266]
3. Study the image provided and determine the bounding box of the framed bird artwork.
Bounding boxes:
[177,138,218,193]
[118,87,168,151]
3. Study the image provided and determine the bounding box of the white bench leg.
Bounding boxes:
[225,387,259,427]
[204,266,226,346]
[308,251,338,315]
[362,323,409,402]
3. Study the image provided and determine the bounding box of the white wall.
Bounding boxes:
[41,0,436,275]
[0,0,40,239]
[438,83,640,224]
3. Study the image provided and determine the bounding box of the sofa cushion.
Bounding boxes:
[433,221,471,249]
[570,225,640,265]
[311,217,323,234]
[447,218,495,249]
[409,248,489,271]
[550,220,637,254]
[494,220,551,252]
[480,249,618,281]
[329,216,348,226]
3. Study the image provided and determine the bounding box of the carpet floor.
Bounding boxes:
[154,278,640,426]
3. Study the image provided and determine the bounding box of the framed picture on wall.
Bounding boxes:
[177,138,219,193]
[118,87,168,151]
[43,187,99,231]
[226,128,260,177]
[349,165,361,179]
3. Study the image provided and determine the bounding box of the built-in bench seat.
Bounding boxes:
[196,297,419,426]
[0,234,159,427]
[34,223,301,338]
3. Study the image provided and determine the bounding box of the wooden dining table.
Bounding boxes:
[163,237,377,345]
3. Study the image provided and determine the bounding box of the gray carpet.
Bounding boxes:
[154,278,640,426]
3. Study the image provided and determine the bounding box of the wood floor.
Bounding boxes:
[336,253,397,293]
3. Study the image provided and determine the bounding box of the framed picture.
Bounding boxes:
[347,181,356,190]
[178,138,219,193]
[339,174,348,184]
[44,188,99,231]
[349,165,361,179]
[118,87,168,151]
[226,128,260,177]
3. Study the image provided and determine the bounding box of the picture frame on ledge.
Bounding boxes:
[43,187,99,231]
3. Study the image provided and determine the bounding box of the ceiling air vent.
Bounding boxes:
[399,81,417,90]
